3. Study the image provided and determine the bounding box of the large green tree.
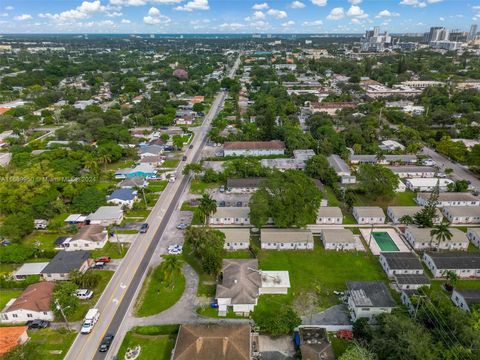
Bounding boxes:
[357,164,398,199]
[184,227,225,275]
[305,154,339,186]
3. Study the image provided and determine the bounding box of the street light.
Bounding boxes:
[55,299,71,331]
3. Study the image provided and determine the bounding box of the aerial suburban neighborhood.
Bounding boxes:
[0,1,479,359]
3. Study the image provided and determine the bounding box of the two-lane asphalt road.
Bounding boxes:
[63,54,241,360]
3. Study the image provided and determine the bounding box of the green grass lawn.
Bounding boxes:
[190,180,220,194]
[354,191,417,209]
[330,335,352,358]
[324,187,341,207]
[117,326,178,360]
[92,241,129,259]
[182,243,216,297]
[23,231,67,251]
[179,202,203,225]
[257,240,387,310]
[162,159,180,168]
[0,263,18,276]
[125,209,150,218]
[147,181,168,192]
[134,266,186,317]
[105,159,136,171]
[0,289,22,310]
[28,328,77,360]
[343,214,357,224]
[69,270,114,322]
[224,250,253,259]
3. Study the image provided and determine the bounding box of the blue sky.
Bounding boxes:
[0,0,477,34]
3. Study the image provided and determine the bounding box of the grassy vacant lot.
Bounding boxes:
[134,265,186,317]
[117,325,179,360]
[354,191,417,209]
[190,180,220,194]
[257,240,387,310]
[147,180,168,192]
[92,241,129,259]
[179,202,203,225]
[29,328,77,360]
[162,159,180,168]
[23,231,68,251]
[0,289,22,310]
[0,263,18,276]
[69,270,114,321]
[182,243,216,297]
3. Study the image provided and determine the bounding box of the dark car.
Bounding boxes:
[27,319,50,329]
[182,156,187,161]
[92,262,105,269]
[99,334,114,352]
[139,223,149,233]
[189,144,193,149]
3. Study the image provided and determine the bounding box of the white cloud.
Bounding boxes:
[282,20,295,27]
[426,0,443,3]
[77,1,105,13]
[327,7,344,20]
[5,6,14,11]
[400,0,426,7]
[250,20,270,30]
[144,6,171,24]
[376,9,400,17]
[348,0,362,4]
[14,14,32,21]
[252,3,269,10]
[121,18,131,23]
[219,22,245,30]
[152,0,183,3]
[39,1,109,24]
[248,11,266,20]
[0,13,8,17]
[347,5,367,18]
[302,20,323,26]
[109,0,147,5]
[107,11,123,17]
[175,0,209,11]
[267,9,287,19]
[439,16,445,21]
[190,19,210,24]
[311,0,327,6]
[290,1,305,9]
[351,18,361,24]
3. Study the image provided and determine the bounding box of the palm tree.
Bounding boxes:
[98,153,112,172]
[443,270,458,291]
[399,215,414,226]
[84,155,99,175]
[430,222,453,250]
[375,149,386,163]
[198,193,217,225]
[160,255,183,288]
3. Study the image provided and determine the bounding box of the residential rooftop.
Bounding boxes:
[381,252,423,270]
[424,252,480,269]
[260,228,314,244]
[347,281,396,308]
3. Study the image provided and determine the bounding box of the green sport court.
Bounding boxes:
[371,231,400,252]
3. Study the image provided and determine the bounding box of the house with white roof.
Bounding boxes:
[12,263,49,281]
[317,207,343,224]
[416,192,480,207]
[386,166,436,179]
[327,154,356,184]
[209,207,250,226]
[218,228,250,250]
[442,206,480,224]
[404,226,469,251]
[352,206,386,224]
[387,206,442,224]
[405,178,453,192]
[58,224,108,251]
[321,228,356,250]
[467,228,480,248]
[87,205,123,226]
[260,228,314,250]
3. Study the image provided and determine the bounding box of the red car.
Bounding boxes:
[95,256,111,263]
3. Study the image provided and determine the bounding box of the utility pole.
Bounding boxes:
[413,295,427,320]
[55,299,71,331]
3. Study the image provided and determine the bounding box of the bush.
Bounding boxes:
[0,275,40,289]
[252,305,301,336]
[0,244,36,263]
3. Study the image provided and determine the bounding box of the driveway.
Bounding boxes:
[422,147,480,190]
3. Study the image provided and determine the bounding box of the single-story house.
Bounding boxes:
[352,206,386,224]
[223,140,285,157]
[87,205,123,226]
[115,164,156,179]
[139,144,163,158]
[12,262,49,281]
[379,252,423,277]
[327,154,356,184]
[442,206,480,224]
[107,188,137,208]
[171,324,252,360]
[298,327,335,360]
[422,252,480,278]
[467,228,480,248]
[226,178,266,193]
[64,213,87,224]
[394,274,431,291]
[387,206,442,224]
[317,207,343,224]
[260,228,314,250]
[59,224,108,251]
[386,166,436,179]
[404,226,469,251]
[416,192,480,207]
[219,228,250,250]
[209,207,250,226]
[117,176,147,188]
[349,154,417,165]
[0,282,55,324]
[215,259,289,315]
[310,102,356,116]
[320,228,356,250]
[41,250,93,281]
[0,326,29,356]
[451,289,480,312]
[405,178,453,192]
[346,281,396,321]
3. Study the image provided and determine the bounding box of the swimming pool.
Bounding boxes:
[371,232,400,252]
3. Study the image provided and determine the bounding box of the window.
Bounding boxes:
[27,314,33,318]
[43,312,48,315]
[12,314,18,318]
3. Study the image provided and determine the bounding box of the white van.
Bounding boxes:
[81,308,100,334]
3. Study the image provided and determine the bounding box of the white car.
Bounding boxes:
[75,289,93,300]
[168,244,183,255]
[422,159,436,166]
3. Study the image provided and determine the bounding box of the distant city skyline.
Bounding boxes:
[0,0,478,34]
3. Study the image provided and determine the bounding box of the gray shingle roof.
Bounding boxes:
[216,259,261,304]
[394,274,431,285]
[347,281,396,308]
[381,252,423,270]
[41,250,91,274]
[425,252,480,269]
